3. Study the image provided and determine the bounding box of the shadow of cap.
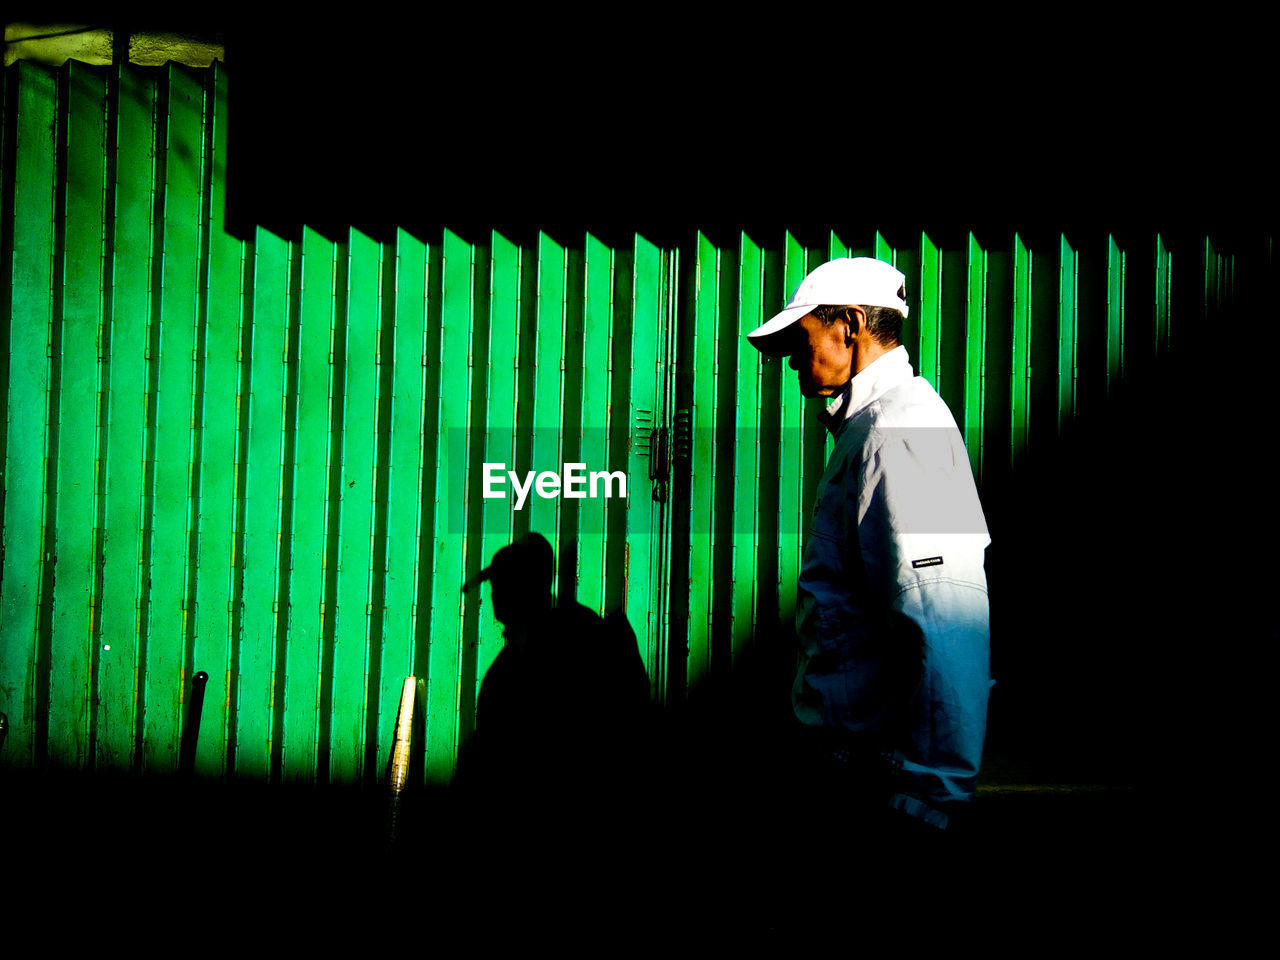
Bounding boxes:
[460,532,555,595]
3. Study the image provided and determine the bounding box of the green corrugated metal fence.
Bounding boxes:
[0,60,1261,784]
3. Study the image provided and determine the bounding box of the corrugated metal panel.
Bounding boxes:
[0,60,1262,784]
[3,61,57,772]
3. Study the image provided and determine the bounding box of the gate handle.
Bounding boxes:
[648,427,669,481]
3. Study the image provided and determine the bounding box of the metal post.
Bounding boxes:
[178,671,209,776]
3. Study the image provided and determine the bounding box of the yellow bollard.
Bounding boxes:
[387,676,416,846]
[389,676,416,795]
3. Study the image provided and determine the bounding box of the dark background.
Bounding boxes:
[8,9,1258,247]
[10,10,1272,245]
[225,19,1274,250]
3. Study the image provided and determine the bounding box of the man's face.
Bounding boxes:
[786,312,855,398]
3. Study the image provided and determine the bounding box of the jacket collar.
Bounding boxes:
[817,345,913,436]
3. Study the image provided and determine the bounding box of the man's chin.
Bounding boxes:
[798,380,830,399]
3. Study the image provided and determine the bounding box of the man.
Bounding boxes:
[748,257,991,833]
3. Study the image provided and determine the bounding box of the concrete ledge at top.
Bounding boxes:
[4,23,224,69]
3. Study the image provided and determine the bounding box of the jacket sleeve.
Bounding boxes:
[793,437,919,734]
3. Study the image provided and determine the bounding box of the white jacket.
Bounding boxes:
[793,346,991,823]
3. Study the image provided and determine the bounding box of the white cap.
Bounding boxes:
[747,257,909,354]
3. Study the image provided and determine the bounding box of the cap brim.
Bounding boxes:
[746,302,813,355]
[461,566,494,594]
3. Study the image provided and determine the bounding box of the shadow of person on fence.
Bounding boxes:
[453,532,653,848]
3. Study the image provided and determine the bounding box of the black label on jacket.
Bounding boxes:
[912,556,944,568]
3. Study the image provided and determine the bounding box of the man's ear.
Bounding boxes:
[842,306,864,346]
